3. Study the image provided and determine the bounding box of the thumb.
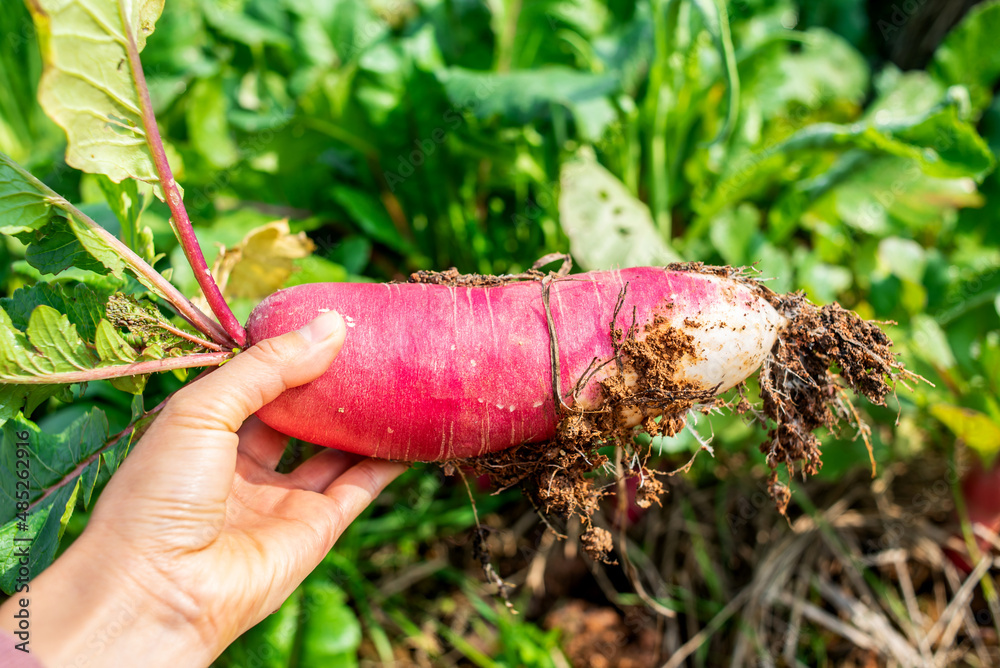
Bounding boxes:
[161,310,347,435]
[114,312,346,500]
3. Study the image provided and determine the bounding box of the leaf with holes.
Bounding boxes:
[27,0,166,192]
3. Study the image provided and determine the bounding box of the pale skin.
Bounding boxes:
[1,311,405,667]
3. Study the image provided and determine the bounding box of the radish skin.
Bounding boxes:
[246,267,785,461]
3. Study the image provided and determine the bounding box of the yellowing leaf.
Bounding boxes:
[210,220,316,301]
[931,404,1000,467]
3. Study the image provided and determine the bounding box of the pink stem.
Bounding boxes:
[123,27,247,347]
[4,352,233,385]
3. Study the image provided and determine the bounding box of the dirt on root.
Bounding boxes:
[443,262,916,563]
[758,293,910,504]
[457,310,712,563]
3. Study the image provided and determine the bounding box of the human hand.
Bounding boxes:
[9,312,405,667]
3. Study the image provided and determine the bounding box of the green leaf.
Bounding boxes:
[25,305,97,374]
[201,0,292,48]
[0,159,52,235]
[781,103,995,181]
[331,186,411,253]
[818,155,982,236]
[284,255,348,287]
[0,153,176,301]
[186,76,240,169]
[437,67,620,128]
[0,410,144,594]
[95,320,138,365]
[910,314,957,372]
[930,1,1000,113]
[709,204,759,266]
[299,580,362,666]
[96,319,147,394]
[931,404,1000,468]
[96,174,156,264]
[559,152,680,270]
[739,28,869,123]
[216,588,301,667]
[0,385,66,427]
[27,0,166,192]
[0,293,201,418]
[20,216,115,276]
[0,280,119,342]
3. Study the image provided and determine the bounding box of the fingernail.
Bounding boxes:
[299,311,344,343]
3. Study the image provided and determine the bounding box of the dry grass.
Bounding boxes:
[546,454,1000,667]
[354,451,999,667]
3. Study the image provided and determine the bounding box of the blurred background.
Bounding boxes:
[3,0,1000,665]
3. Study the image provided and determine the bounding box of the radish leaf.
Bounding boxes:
[0,280,118,343]
[26,0,166,193]
[0,409,150,593]
[559,151,680,270]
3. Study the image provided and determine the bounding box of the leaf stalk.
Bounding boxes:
[2,351,233,385]
[122,24,247,347]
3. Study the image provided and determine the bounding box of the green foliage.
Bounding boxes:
[26,0,166,192]
[930,1,1000,113]
[0,408,145,593]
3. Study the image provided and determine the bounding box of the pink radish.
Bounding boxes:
[246,264,893,465]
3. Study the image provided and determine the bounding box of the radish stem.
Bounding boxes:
[5,351,233,385]
[122,22,247,348]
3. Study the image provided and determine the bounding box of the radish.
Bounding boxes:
[245,263,905,474]
[1,1,922,575]
[247,265,783,461]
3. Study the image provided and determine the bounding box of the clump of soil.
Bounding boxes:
[543,600,661,668]
[442,261,917,563]
[758,291,916,497]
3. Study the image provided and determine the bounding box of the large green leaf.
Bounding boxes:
[331,186,412,254]
[0,409,146,593]
[216,587,301,667]
[0,287,218,421]
[559,153,680,270]
[437,66,620,129]
[0,279,120,343]
[27,0,165,191]
[0,157,51,234]
[931,404,1000,468]
[1,153,128,277]
[0,152,182,306]
[780,103,995,181]
[298,580,362,666]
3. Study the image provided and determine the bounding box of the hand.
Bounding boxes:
[7,312,405,667]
